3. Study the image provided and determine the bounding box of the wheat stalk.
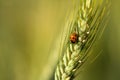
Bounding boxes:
[54,0,110,80]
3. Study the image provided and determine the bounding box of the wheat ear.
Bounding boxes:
[54,0,110,80]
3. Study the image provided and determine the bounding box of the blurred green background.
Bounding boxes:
[0,0,120,80]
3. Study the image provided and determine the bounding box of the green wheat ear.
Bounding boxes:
[54,0,110,80]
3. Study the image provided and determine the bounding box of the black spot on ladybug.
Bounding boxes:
[70,32,78,43]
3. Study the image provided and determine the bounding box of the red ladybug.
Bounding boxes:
[70,32,78,43]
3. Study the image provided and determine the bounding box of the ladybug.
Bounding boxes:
[70,32,78,43]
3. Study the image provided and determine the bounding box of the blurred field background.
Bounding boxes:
[0,0,120,80]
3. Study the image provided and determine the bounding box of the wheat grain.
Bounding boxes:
[54,0,110,80]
